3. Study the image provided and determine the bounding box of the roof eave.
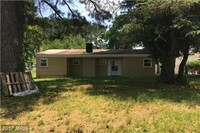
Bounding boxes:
[36,54,151,58]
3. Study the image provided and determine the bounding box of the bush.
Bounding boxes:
[186,60,200,74]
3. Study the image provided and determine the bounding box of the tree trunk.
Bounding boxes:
[0,1,25,72]
[176,44,189,81]
[160,57,176,83]
[159,29,176,83]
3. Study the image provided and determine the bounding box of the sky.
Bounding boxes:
[37,0,121,28]
[40,1,89,18]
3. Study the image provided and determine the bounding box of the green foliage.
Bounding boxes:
[84,25,108,48]
[106,13,140,49]
[22,2,107,69]
[42,39,63,50]
[42,34,86,50]
[110,0,200,52]
[107,20,143,49]
[133,0,200,57]
[24,1,38,25]
[108,0,200,83]
[23,25,47,68]
[39,18,106,43]
[62,34,86,49]
[37,18,107,50]
[186,60,200,70]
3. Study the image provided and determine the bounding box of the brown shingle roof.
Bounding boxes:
[38,49,149,55]
[37,49,150,57]
[37,49,107,55]
[93,49,149,54]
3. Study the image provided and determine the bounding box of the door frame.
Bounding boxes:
[107,59,122,76]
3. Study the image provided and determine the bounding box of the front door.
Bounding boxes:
[107,59,122,76]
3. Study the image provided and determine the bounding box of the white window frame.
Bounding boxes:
[99,59,107,65]
[143,58,152,68]
[39,58,48,67]
[72,59,80,65]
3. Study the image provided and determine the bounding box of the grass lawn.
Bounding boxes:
[1,76,200,133]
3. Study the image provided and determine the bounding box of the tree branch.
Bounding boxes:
[38,1,43,18]
[42,0,63,20]
[88,0,101,14]
[63,0,76,18]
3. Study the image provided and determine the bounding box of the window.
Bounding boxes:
[99,59,107,65]
[72,59,80,65]
[40,58,48,67]
[143,58,152,68]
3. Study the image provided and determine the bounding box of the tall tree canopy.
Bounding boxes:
[35,0,119,22]
[23,16,107,68]
[2,0,199,85]
[1,0,112,72]
[109,0,200,83]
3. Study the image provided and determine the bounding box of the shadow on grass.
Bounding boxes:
[1,78,76,119]
[78,76,200,106]
[1,76,200,119]
[85,84,200,106]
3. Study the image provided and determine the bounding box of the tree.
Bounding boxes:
[42,34,86,50]
[83,24,107,48]
[137,0,200,83]
[36,0,119,22]
[106,0,140,49]
[22,12,107,67]
[1,0,117,72]
[21,1,48,70]
[42,39,63,50]
[62,34,86,49]
[23,25,47,68]
[120,0,137,14]
[41,18,106,42]
[1,1,25,72]
[106,15,141,49]
[175,1,200,80]
[1,0,43,72]
[110,0,200,83]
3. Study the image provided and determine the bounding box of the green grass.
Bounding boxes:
[1,76,200,133]
[31,68,36,78]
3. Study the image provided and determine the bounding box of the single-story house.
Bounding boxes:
[36,44,155,78]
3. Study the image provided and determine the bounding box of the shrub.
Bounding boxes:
[186,60,200,70]
[186,60,200,74]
